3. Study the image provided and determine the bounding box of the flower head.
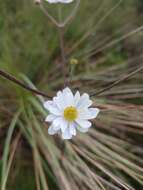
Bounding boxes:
[44,87,100,139]
[45,0,74,4]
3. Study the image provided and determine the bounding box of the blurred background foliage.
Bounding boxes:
[0,0,143,190]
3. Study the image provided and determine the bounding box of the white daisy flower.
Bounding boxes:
[44,87,100,140]
[45,0,74,4]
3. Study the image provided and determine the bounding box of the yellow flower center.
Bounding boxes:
[64,106,78,122]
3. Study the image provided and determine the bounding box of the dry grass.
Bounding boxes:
[0,0,143,189]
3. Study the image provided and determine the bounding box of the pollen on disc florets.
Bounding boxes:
[64,106,78,121]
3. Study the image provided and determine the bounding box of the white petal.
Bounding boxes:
[78,109,91,120]
[74,91,80,106]
[62,128,72,140]
[53,124,61,131]
[57,90,62,97]
[52,117,68,132]
[77,93,92,109]
[53,96,65,110]
[63,87,74,106]
[45,114,56,122]
[48,105,62,116]
[44,100,61,116]
[69,122,76,136]
[51,117,62,130]
[78,108,100,120]
[43,101,53,110]
[48,125,58,135]
[52,117,62,127]
[77,126,89,133]
[60,118,68,132]
[63,87,72,94]
[56,91,66,108]
[89,108,100,119]
[76,119,92,129]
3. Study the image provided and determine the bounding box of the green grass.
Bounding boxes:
[0,0,143,189]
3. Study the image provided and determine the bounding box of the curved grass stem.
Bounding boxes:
[90,64,143,97]
[0,69,51,98]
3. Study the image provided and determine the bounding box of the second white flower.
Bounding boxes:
[45,0,74,4]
